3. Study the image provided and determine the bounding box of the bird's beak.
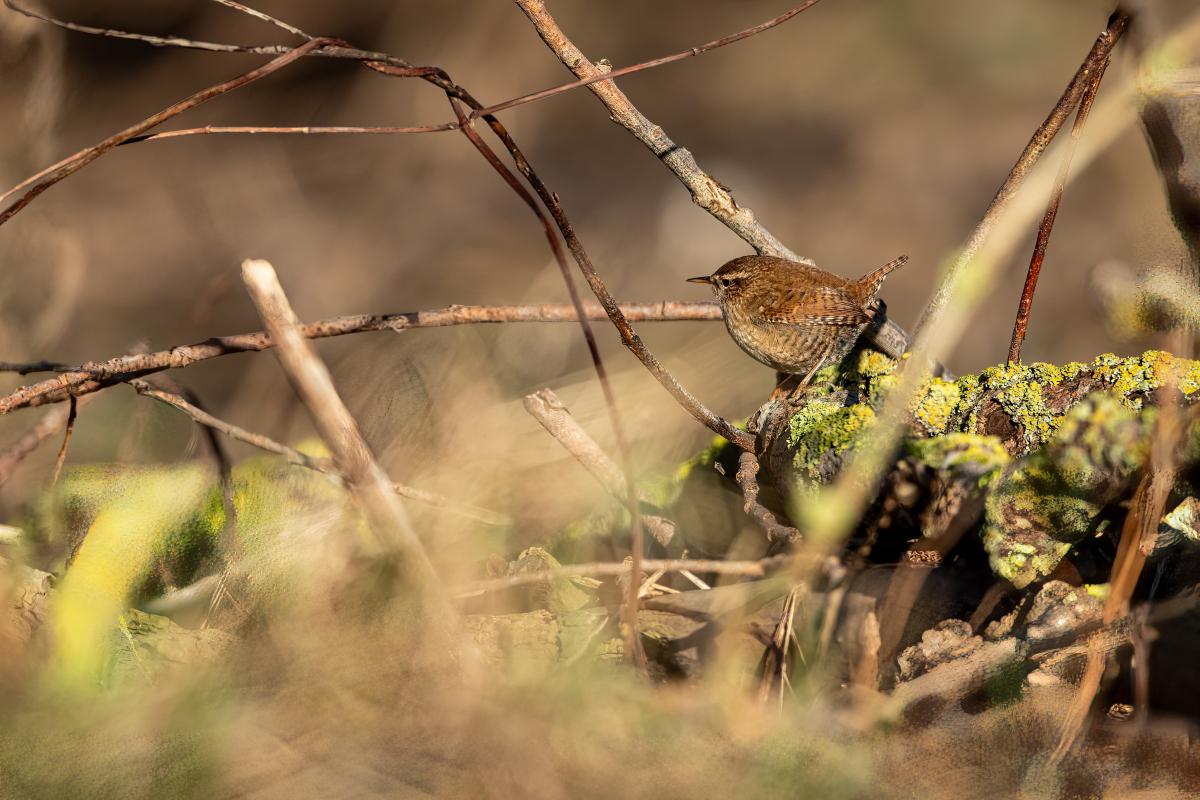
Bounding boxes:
[686,275,713,285]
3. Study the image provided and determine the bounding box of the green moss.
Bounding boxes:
[787,401,876,483]
[982,394,1148,588]
[907,433,1010,483]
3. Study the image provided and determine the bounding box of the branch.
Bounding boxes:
[0,301,720,414]
[0,36,336,227]
[124,123,458,144]
[512,0,800,262]
[736,450,801,543]
[0,391,98,486]
[522,388,677,547]
[456,554,797,597]
[474,0,825,120]
[1008,50,1112,363]
[128,378,510,528]
[240,259,447,614]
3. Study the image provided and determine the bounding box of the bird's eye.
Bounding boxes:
[718,278,731,288]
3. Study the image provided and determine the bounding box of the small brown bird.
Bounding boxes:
[687,254,908,385]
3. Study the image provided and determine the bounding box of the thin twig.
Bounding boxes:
[210,0,311,40]
[787,7,1135,587]
[48,396,76,486]
[456,554,797,597]
[475,0,825,120]
[0,392,98,486]
[128,378,510,527]
[0,36,336,226]
[4,0,760,452]
[522,388,677,547]
[240,259,448,617]
[0,301,720,413]
[439,85,648,670]
[1007,53,1112,363]
[442,87,756,452]
[736,450,801,543]
[124,123,458,144]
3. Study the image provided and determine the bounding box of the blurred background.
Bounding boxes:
[0,0,1191,539]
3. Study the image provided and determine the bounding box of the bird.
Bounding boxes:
[687,254,908,390]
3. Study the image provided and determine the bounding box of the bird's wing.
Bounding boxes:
[756,285,870,326]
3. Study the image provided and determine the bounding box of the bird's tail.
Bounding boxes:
[853,254,908,301]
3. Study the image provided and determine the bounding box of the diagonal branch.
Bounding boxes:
[0,36,336,226]
[1007,50,1112,363]
[241,259,450,624]
[513,0,801,262]
[523,388,677,547]
[474,0,825,120]
[128,378,510,527]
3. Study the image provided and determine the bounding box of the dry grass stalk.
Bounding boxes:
[240,259,448,619]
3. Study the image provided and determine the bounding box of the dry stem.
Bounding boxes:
[457,554,796,597]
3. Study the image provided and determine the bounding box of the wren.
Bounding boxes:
[687,254,908,385]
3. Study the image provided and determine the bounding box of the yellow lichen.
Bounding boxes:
[787,401,876,482]
[910,377,961,435]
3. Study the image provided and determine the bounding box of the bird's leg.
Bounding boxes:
[758,351,833,450]
[785,352,830,407]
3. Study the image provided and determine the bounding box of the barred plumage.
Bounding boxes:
[687,254,908,376]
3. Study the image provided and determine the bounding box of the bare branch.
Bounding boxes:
[523,388,677,547]
[0,392,98,486]
[48,396,76,486]
[124,123,458,144]
[0,36,336,227]
[210,0,311,40]
[736,451,801,543]
[0,300,720,414]
[512,0,801,262]
[129,378,510,528]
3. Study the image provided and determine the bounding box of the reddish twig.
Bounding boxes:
[472,0,826,120]
[48,395,76,486]
[432,81,649,669]
[1007,54,1112,363]
[0,36,335,227]
[0,301,720,414]
[0,392,98,486]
